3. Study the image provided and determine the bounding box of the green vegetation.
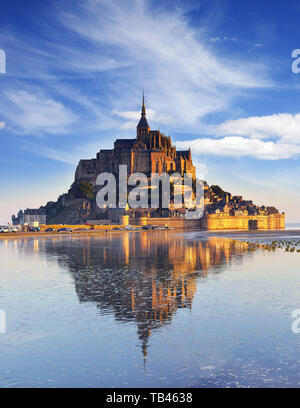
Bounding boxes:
[70,181,94,200]
[232,239,300,253]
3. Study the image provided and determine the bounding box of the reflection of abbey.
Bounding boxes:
[12,94,285,229]
[40,231,251,361]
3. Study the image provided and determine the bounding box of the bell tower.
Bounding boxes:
[137,91,150,142]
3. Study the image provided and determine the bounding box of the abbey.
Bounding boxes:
[75,93,195,185]
[12,94,285,229]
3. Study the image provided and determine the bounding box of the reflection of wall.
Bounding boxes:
[40,232,250,360]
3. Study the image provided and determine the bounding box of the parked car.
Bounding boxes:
[57,228,73,233]
[0,226,9,233]
[8,227,18,232]
[28,227,40,232]
[45,228,55,232]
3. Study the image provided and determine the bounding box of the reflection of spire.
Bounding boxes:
[137,323,151,369]
[142,339,148,371]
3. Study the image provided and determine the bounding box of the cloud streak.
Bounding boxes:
[177,112,300,160]
[0,0,286,164]
[215,113,300,143]
[176,137,300,160]
[2,90,77,136]
[60,0,270,130]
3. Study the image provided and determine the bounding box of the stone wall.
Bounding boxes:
[200,213,285,230]
[127,213,285,230]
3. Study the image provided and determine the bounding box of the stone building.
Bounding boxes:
[75,93,195,185]
[12,209,46,226]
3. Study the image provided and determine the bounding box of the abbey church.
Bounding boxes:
[75,94,195,184]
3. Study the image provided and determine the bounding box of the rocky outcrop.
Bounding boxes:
[41,183,102,224]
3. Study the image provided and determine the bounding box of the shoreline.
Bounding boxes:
[1,227,299,241]
[0,229,116,240]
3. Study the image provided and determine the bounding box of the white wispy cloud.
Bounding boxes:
[215,113,300,143]
[176,137,300,160]
[176,112,300,160]
[209,37,238,42]
[22,140,113,165]
[2,90,77,136]
[112,108,172,129]
[59,0,270,130]
[0,0,282,165]
[0,121,5,130]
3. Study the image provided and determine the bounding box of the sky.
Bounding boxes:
[1,0,300,223]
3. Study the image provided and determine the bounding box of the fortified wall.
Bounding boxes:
[199,213,285,231]
[126,213,285,230]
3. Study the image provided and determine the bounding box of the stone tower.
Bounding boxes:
[137,91,150,142]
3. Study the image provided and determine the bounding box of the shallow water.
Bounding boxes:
[0,231,299,388]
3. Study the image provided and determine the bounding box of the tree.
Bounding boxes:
[210,185,226,198]
[69,181,94,200]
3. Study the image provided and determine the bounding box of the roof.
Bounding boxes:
[114,138,136,149]
[266,206,279,214]
[24,209,46,215]
[177,150,189,158]
[137,116,149,128]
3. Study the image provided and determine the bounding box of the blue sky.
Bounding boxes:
[1,0,300,223]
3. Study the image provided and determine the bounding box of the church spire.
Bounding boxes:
[141,89,146,118]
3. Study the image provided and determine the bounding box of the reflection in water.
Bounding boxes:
[33,239,39,252]
[2,231,299,387]
[36,232,250,362]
